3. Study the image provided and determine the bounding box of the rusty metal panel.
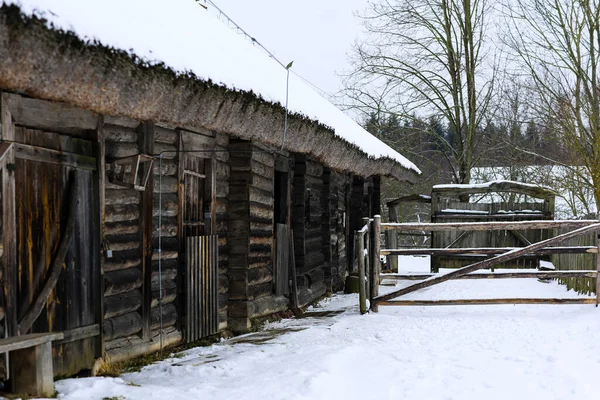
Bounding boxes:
[186,235,218,342]
[275,224,290,296]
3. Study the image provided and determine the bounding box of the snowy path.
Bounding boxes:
[55,262,600,400]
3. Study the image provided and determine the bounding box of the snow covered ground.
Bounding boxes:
[51,257,600,400]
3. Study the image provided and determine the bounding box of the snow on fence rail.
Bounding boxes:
[356,218,600,312]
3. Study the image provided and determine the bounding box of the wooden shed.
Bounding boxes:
[430,181,556,271]
[0,2,418,381]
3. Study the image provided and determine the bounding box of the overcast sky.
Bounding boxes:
[206,0,370,100]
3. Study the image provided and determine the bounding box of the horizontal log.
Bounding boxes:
[105,204,140,223]
[55,324,100,345]
[103,312,143,341]
[105,189,140,206]
[150,303,177,330]
[104,125,137,142]
[381,246,598,256]
[378,298,597,306]
[104,254,142,272]
[5,93,98,133]
[104,115,140,129]
[104,290,143,319]
[151,285,177,308]
[105,221,139,236]
[380,271,598,281]
[153,159,178,176]
[154,126,178,144]
[382,220,600,232]
[104,268,143,296]
[105,326,182,363]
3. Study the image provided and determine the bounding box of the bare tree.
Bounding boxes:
[505,0,600,210]
[342,0,496,185]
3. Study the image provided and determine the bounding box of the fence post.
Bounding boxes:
[596,233,600,307]
[357,231,367,314]
[371,215,381,312]
[363,217,371,300]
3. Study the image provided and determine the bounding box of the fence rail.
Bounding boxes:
[356,217,600,312]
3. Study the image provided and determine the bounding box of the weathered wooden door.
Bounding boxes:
[10,128,100,376]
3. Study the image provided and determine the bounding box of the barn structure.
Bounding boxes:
[0,0,419,389]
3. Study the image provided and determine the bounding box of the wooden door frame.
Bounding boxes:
[0,91,102,355]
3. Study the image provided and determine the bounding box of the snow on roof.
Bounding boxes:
[10,0,420,174]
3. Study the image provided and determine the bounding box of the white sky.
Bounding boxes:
[206,0,370,99]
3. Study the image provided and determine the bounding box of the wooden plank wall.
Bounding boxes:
[292,155,327,307]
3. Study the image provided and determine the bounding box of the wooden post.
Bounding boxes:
[95,116,105,357]
[357,232,367,315]
[1,93,17,339]
[138,121,155,341]
[371,216,381,312]
[387,204,399,272]
[362,217,370,300]
[596,233,600,307]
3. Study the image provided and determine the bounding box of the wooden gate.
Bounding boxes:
[6,127,101,377]
[185,235,218,342]
[369,218,600,310]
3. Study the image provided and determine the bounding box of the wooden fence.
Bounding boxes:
[551,228,597,295]
[356,217,600,311]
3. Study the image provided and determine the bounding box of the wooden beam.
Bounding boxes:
[373,222,600,304]
[54,324,100,345]
[1,92,18,340]
[378,298,597,306]
[380,271,598,281]
[380,246,598,256]
[139,121,155,341]
[14,143,97,170]
[431,181,556,199]
[0,332,64,353]
[95,116,105,358]
[382,220,599,232]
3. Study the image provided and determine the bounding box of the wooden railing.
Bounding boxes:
[357,217,600,312]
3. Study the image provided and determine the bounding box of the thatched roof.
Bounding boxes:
[0,4,419,182]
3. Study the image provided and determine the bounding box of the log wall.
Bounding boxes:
[227,141,289,331]
[102,117,146,354]
[215,132,230,330]
[292,155,327,307]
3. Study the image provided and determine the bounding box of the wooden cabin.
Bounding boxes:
[0,2,418,381]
